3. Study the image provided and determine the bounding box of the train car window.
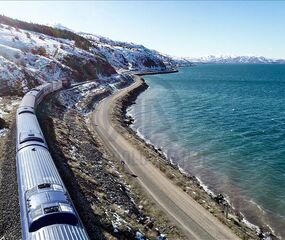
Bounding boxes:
[29,210,78,232]
[38,183,51,189]
[19,132,44,144]
[18,110,34,115]
[20,137,44,144]
[44,206,59,214]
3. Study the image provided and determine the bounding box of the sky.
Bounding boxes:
[0,1,285,59]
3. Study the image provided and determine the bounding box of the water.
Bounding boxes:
[128,64,285,238]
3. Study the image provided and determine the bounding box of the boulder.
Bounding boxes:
[0,117,7,129]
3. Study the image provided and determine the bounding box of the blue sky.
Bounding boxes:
[1,1,285,58]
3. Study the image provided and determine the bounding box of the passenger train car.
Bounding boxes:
[16,80,89,240]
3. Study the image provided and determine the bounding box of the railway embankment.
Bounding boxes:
[0,97,21,240]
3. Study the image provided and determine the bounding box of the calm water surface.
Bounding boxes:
[128,64,285,237]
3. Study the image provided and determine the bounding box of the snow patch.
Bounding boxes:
[0,128,8,137]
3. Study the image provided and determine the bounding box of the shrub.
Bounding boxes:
[38,46,47,56]
[25,32,31,39]
[39,35,45,41]
[31,46,47,57]
[12,80,24,96]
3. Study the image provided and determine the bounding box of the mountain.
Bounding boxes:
[0,15,191,95]
[56,24,192,70]
[0,15,120,95]
[188,55,285,64]
[80,33,192,72]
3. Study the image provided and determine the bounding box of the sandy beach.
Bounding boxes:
[91,74,264,239]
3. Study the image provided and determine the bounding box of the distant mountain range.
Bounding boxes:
[187,55,285,64]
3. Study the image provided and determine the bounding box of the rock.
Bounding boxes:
[0,117,7,129]
[135,231,146,240]
[145,217,154,229]
[157,234,167,240]
[154,228,161,235]
[124,116,134,125]
[259,226,278,240]
[214,193,225,204]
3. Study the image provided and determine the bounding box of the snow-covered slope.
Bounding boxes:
[0,21,117,95]
[0,16,192,95]
[188,55,285,64]
[81,33,192,72]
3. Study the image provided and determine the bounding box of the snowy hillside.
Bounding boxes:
[188,55,285,64]
[0,21,117,95]
[0,15,192,95]
[81,33,192,72]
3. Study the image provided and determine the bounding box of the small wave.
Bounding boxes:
[195,176,216,197]
[249,199,267,215]
[241,216,260,233]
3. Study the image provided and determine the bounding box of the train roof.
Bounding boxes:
[26,183,78,232]
[35,82,52,91]
[17,146,89,239]
[19,94,36,109]
[16,112,47,150]
[17,146,62,191]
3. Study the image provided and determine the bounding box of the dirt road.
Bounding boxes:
[92,77,239,240]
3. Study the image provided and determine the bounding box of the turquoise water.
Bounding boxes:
[128,65,285,237]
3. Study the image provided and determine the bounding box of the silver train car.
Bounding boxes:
[16,81,89,240]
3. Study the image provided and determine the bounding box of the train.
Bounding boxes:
[16,80,89,240]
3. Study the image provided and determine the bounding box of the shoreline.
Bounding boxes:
[93,73,243,239]
[134,69,179,76]
[111,72,278,239]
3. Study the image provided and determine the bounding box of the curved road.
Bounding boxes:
[92,77,239,240]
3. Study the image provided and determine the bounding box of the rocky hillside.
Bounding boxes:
[0,16,118,95]
[0,15,191,96]
[81,33,192,72]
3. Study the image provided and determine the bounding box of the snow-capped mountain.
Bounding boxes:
[188,55,285,64]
